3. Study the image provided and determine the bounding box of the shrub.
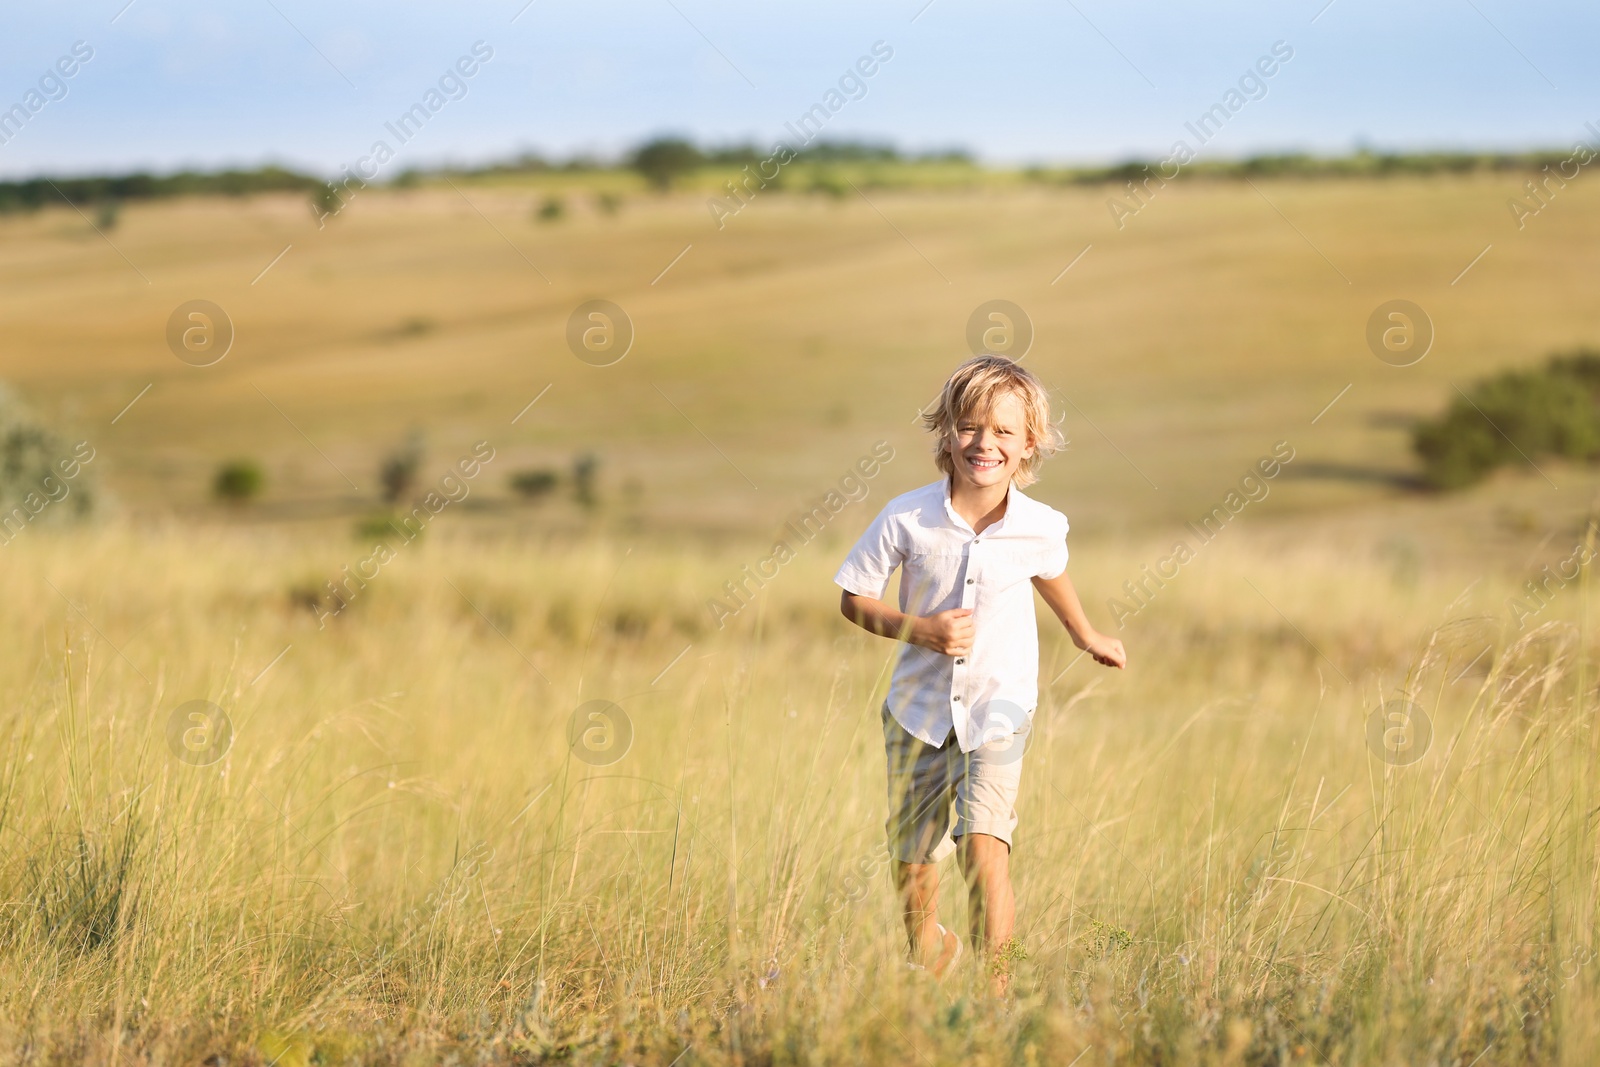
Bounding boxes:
[0,384,97,522]
[354,513,405,542]
[509,469,559,501]
[380,431,426,504]
[213,460,264,503]
[1413,351,1600,488]
[596,191,622,216]
[808,172,849,200]
[393,316,434,338]
[535,196,564,222]
[309,184,342,220]
[573,452,600,509]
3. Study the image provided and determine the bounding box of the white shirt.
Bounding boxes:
[834,477,1069,753]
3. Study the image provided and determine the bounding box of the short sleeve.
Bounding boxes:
[834,505,904,599]
[1034,510,1069,580]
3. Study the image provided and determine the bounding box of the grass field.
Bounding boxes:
[4,171,1600,1064]
[2,523,1599,1065]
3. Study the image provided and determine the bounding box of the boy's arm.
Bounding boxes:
[1031,571,1127,668]
[839,591,974,657]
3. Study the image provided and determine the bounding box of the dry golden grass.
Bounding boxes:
[1,516,1598,1065]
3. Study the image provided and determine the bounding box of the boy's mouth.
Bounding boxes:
[967,456,1002,471]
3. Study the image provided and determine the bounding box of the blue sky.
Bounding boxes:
[0,0,1594,178]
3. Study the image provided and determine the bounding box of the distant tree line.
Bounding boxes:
[0,166,320,213]
[1038,149,1563,186]
[0,141,1586,213]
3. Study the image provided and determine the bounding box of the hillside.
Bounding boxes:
[3,169,1598,542]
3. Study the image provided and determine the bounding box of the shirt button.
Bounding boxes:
[955,658,964,665]
[966,578,974,585]
[953,695,962,702]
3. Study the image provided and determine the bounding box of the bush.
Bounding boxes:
[509,469,559,501]
[1413,351,1600,488]
[535,196,564,222]
[0,384,97,523]
[380,431,426,504]
[353,513,404,542]
[808,172,849,200]
[595,191,622,216]
[573,453,600,510]
[214,460,264,503]
[309,184,343,221]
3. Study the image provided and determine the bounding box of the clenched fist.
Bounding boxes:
[910,608,974,657]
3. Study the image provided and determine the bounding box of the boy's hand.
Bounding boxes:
[1077,630,1126,669]
[911,608,974,657]
[839,593,973,657]
[1032,572,1126,670]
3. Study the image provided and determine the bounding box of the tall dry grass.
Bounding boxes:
[0,520,1596,1065]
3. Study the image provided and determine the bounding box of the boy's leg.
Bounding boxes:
[881,702,959,972]
[955,833,1013,955]
[951,711,1029,990]
[893,860,949,967]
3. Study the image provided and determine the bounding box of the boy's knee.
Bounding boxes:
[894,861,942,907]
[956,832,1011,871]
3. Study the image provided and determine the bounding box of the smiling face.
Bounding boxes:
[947,390,1036,490]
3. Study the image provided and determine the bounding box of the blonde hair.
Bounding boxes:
[921,354,1064,487]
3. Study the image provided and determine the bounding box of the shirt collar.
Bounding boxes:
[941,475,1015,536]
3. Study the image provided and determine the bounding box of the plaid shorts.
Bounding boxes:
[880,701,1029,864]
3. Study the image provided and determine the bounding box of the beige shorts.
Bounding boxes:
[881,702,1029,864]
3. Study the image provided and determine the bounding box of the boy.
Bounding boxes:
[834,354,1126,992]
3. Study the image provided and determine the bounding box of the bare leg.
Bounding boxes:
[893,860,959,974]
[956,833,1014,994]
